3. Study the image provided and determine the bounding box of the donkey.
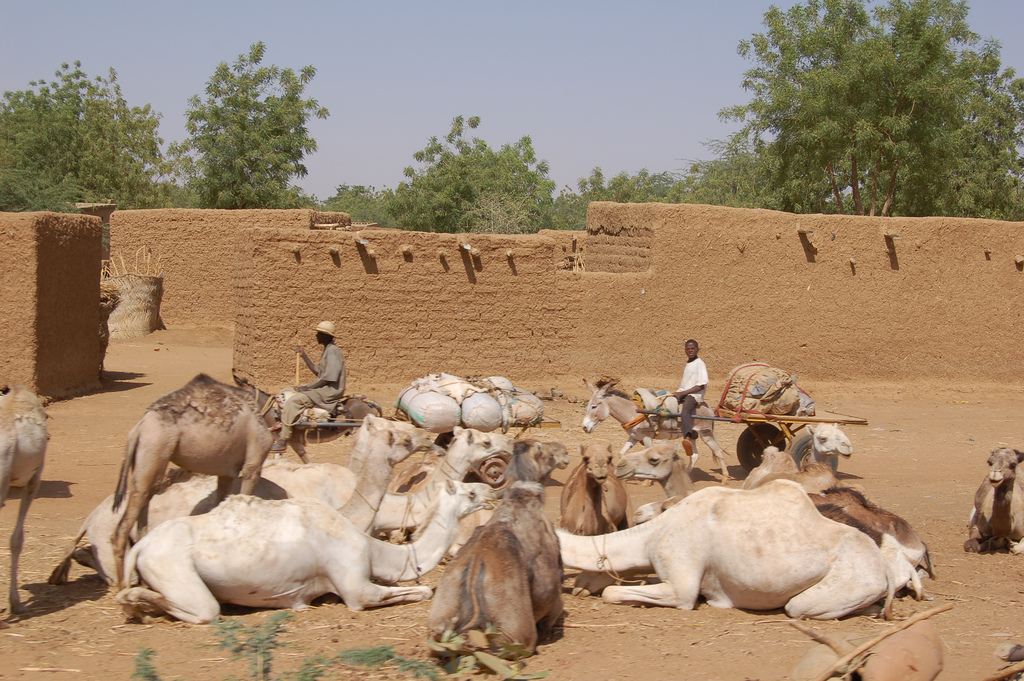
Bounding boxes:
[582,378,730,482]
[233,373,380,464]
[111,374,273,589]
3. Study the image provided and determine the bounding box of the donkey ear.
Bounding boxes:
[584,379,598,393]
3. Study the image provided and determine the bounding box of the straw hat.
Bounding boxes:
[314,321,336,337]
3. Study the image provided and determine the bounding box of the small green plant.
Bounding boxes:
[131,648,162,681]
[132,612,330,681]
[336,645,439,680]
[426,625,548,680]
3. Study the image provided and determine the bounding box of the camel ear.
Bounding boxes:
[445,479,456,495]
[1016,449,1024,463]
[806,424,816,435]
[365,415,382,432]
[453,426,465,437]
[670,442,681,457]
[642,436,653,448]
[577,444,585,457]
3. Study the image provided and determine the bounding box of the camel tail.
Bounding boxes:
[48,518,90,585]
[921,545,936,580]
[882,560,896,622]
[112,426,141,512]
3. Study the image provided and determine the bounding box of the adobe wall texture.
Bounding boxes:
[233,227,585,390]
[234,202,1024,393]
[110,209,350,327]
[578,202,1024,388]
[0,212,102,397]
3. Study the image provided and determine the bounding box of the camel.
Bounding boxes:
[52,415,433,586]
[742,446,842,495]
[965,447,1024,553]
[444,438,571,556]
[233,373,381,464]
[110,374,274,589]
[559,443,629,535]
[616,440,696,523]
[795,423,852,471]
[1,386,47,614]
[812,490,931,599]
[582,379,730,482]
[428,482,562,656]
[558,480,896,620]
[371,427,513,538]
[115,480,487,624]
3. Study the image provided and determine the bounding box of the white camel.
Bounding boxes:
[111,374,274,588]
[51,415,433,586]
[557,480,896,620]
[794,423,853,471]
[371,427,512,537]
[115,480,488,624]
[1,386,48,614]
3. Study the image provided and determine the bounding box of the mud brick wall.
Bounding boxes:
[110,209,351,327]
[578,202,1024,387]
[233,227,585,390]
[0,212,102,397]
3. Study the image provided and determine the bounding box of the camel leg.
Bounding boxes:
[7,468,42,614]
[112,486,158,590]
[239,428,272,495]
[117,585,220,625]
[602,581,689,608]
[214,476,233,505]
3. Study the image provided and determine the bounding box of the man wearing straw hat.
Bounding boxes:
[271,321,346,453]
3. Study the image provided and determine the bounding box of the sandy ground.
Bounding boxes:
[2,327,1024,680]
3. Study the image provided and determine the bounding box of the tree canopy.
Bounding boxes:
[0,61,170,212]
[722,0,1024,218]
[387,116,556,233]
[174,42,328,209]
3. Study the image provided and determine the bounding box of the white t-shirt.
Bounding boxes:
[677,357,709,402]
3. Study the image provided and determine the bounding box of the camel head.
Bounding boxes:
[615,442,682,482]
[578,442,616,483]
[355,415,437,468]
[808,423,853,459]
[447,426,514,470]
[987,448,1024,486]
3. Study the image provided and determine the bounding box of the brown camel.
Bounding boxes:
[559,443,629,535]
[428,481,563,656]
[965,447,1024,554]
[111,374,273,589]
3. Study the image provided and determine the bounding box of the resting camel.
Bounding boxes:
[372,427,512,538]
[1,386,47,614]
[428,482,563,656]
[582,379,730,482]
[116,480,488,624]
[742,446,842,495]
[558,480,895,620]
[110,374,273,589]
[812,489,932,599]
[445,438,571,555]
[559,443,629,535]
[616,441,696,523]
[796,423,853,470]
[52,416,433,586]
[965,447,1024,553]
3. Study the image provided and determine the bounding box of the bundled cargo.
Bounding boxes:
[395,373,543,433]
[717,363,815,418]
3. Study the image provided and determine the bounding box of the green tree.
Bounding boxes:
[0,61,171,211]
[175,42,329,209]
[388,115,555,233]
[669,138,769,208]
[321,184,393,227]
[722,0,1024,217]
[549,167,681,230]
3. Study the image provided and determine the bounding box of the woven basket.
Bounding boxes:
[106,273,165,339]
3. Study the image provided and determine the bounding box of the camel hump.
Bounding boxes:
[148,373,255,424]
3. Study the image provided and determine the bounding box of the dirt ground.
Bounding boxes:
[2,327,1024,681]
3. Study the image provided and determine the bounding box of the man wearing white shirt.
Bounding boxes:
[672,339,707,443]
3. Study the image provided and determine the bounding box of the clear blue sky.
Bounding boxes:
[3,1,1022,201]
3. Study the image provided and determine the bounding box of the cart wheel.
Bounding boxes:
[736,423,786,471]
[788,433,838,472]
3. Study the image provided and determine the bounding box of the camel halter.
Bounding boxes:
[589,535,644,587]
